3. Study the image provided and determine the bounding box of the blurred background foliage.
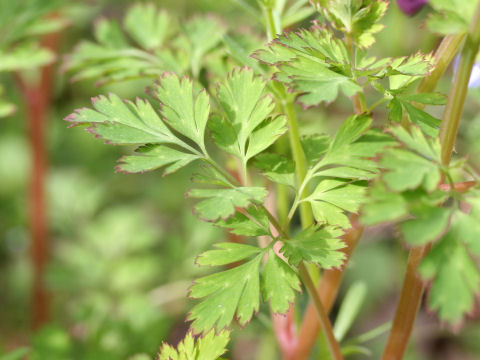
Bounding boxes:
[1,0,480,359]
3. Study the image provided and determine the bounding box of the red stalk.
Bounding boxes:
[17,31,60,329]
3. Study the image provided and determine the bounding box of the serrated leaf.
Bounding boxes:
[189,253,263,332]
[401,101,441,137]
[381,126,442,192]
[124,3,170,50]
[155,73,210,150]
[190,244,302,333]
[215,206,272,236]
[317,0,388,48]
[117,144,200,175]
[279,57,362,106]
[400,206,452,246]
[305,180,366,228]
[261,249,301,314]
[252,27,359,106]
[254,153,296,188]
[310,115,383,179]
[0,43,54,72]
[66,76,209,174]
[67,94,178,145]
[189,187,268,221]
[420,211,480,324]
[211,68,286,162]
[158,329,230,360]
[222,34,265,74]
[281,226,346,267]
[183,16,225,77]
[253,27,349,66]
[360,183,409,225]
[381,149,441,192]
[196,242,263,266]
[65,6,220,84]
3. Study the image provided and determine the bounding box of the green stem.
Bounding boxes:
[283,99,315,228]
[417,34,466,94]
[263,3,279,41]
[440,20,480,165]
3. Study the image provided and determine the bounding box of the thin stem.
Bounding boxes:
[298,263,344,360]
[382,5,480,359]
[417,34,466,94]
[294,215,363,360]
[17,29,60,329]
[263,3,280,41]
[381,244,432,360]
[283,100,315,228]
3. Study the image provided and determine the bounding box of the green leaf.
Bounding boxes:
[196,242,263,267]
[64,5,208,84]
[314,0,388,48]
[211,68,287,162]
[253,27,360,106]
[401,101,441,137]
[117,144,201,175]
[281,226,346,268]
[253,27,349,66]
[398,92,447,105]
[311,115,383,179]
[189,187,268,221]
[66,73,210,174]
[261,249,302,314]
[334,282,367,341]
[427,0,478,35]
[381,126,442,192]
[360,183,409,225]
[420,211,480,325]
[0,43,54,72]
[301,134,331,167]
[280,57,362,106]
[158,329,230,360]
[254,153,296,188]
[305,180,366,228]
[67,94,178,145]
[189,253,263,332]
[222,34,265,75]
[155,73,210,150]
[400,206,452,246]
[183,16,225,77]
[189,244,301,332]
[215,206,272,236]
[124,3,171,50]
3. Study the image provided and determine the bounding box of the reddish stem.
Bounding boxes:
[293,215,363,360]
[17,31,59,329]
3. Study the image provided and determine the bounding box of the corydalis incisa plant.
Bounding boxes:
[65,0,480,359]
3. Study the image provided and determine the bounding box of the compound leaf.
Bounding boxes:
[281,226,346,268]
[189,187,268,221]
[158,329,230,360]
[189,244,301,333]
[211,68,286,162]
[261,250,301,314]
[215,206,271,237]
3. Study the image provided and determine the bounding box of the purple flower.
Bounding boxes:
[397,0,428,15]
